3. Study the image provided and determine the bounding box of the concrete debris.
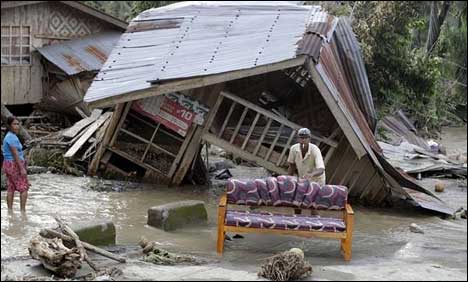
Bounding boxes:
[147,201,208,231]
[379,141,467,178]
[434,182,445,193]
[409,223,424,234]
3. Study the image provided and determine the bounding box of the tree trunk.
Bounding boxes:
[1,103,32,143]
[426,1,452,54]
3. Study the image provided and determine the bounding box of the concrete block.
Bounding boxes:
[70,220,116,246]
[148,200,208,231]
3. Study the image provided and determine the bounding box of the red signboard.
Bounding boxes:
[133,96,195,137]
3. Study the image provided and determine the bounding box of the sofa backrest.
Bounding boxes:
[226,175,348,210]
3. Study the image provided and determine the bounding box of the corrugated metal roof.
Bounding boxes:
[84,2,325,103]
[37,31,122,75]
[334,17,377,131]
[309,42,452,215]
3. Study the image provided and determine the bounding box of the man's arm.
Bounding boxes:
[288,163,297,176]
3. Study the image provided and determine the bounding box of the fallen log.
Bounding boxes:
[40,229,126,263]
[28,236,82,278]
[55,217,99,271]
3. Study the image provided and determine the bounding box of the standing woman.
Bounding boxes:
[2,116,30,211]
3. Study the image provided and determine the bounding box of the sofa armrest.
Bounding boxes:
[219,194,227,208]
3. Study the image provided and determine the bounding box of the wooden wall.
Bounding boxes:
[1,2,117,105]
[326,135,391,206]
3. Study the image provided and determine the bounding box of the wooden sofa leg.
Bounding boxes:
[342,215,354,261]
[217,228,225,255]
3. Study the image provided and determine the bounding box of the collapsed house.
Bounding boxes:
[82,2,453,215]
[1,1,126,116]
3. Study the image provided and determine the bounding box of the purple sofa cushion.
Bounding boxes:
[226,179,261,205]
[226,177,348,210]
[314,185,348,210]
[225,210,346,232]
[277,175,297,207]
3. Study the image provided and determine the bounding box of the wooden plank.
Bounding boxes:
[218,101,237,138]
[107,147,165,176]
[242,113,261,150]
[64,112,112,158]
[172,126,204,185]
[88,56,307,109]
[224,226,346,239]
[359,171,379,201]
[62,109,102,139]
[202,95,224,135]
[203,132,288,175]
[88,104,125,176]
[221,91,337,148]
[141,123,161,162]
[110,103,132,147]
[339,157,358,185]
[307,62,367,158]
[277,129,296,166]
[172,85,224,185]
[229,107,249,144]
[254,118,273,156]
[168,124,197,178]
[328,145,351,184]
[324,147,336,165]
[266,124,284,161]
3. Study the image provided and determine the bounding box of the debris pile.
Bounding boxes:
[28,217,126,279]
[24,109,113,175]
[139,237,202,266]
[258,248,312,281]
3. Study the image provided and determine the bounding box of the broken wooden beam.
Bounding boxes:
[64,112,112,158]
[62,109,103,139]
[39,229,126,263]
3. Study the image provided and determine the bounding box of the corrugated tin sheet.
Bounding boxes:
[37,31,122,75]
[84,2,325,103]
[311,41,452,215]
[334,17,377,131]
[381,110,431,151]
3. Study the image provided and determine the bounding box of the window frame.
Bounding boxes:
[1,25,32,66]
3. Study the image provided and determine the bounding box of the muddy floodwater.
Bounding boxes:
[1,126,467,281]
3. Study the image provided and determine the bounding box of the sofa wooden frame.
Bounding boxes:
[216,193,354,261]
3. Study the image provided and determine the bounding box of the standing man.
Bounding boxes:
[287,128,326,185]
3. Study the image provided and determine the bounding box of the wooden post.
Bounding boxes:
[172,85,224,185]
[88,103,126,176]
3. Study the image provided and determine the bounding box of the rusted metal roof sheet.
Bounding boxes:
[334,17,377,131]
[309,35,452,215]
[84,2,325,104]
[37,31,121,75]
[297,12,337,62]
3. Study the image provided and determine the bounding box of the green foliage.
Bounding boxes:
[81,1,179,21]
[130,1,180,19]
[351,1,464,133]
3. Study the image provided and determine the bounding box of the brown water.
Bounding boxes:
[1,126,467,280]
